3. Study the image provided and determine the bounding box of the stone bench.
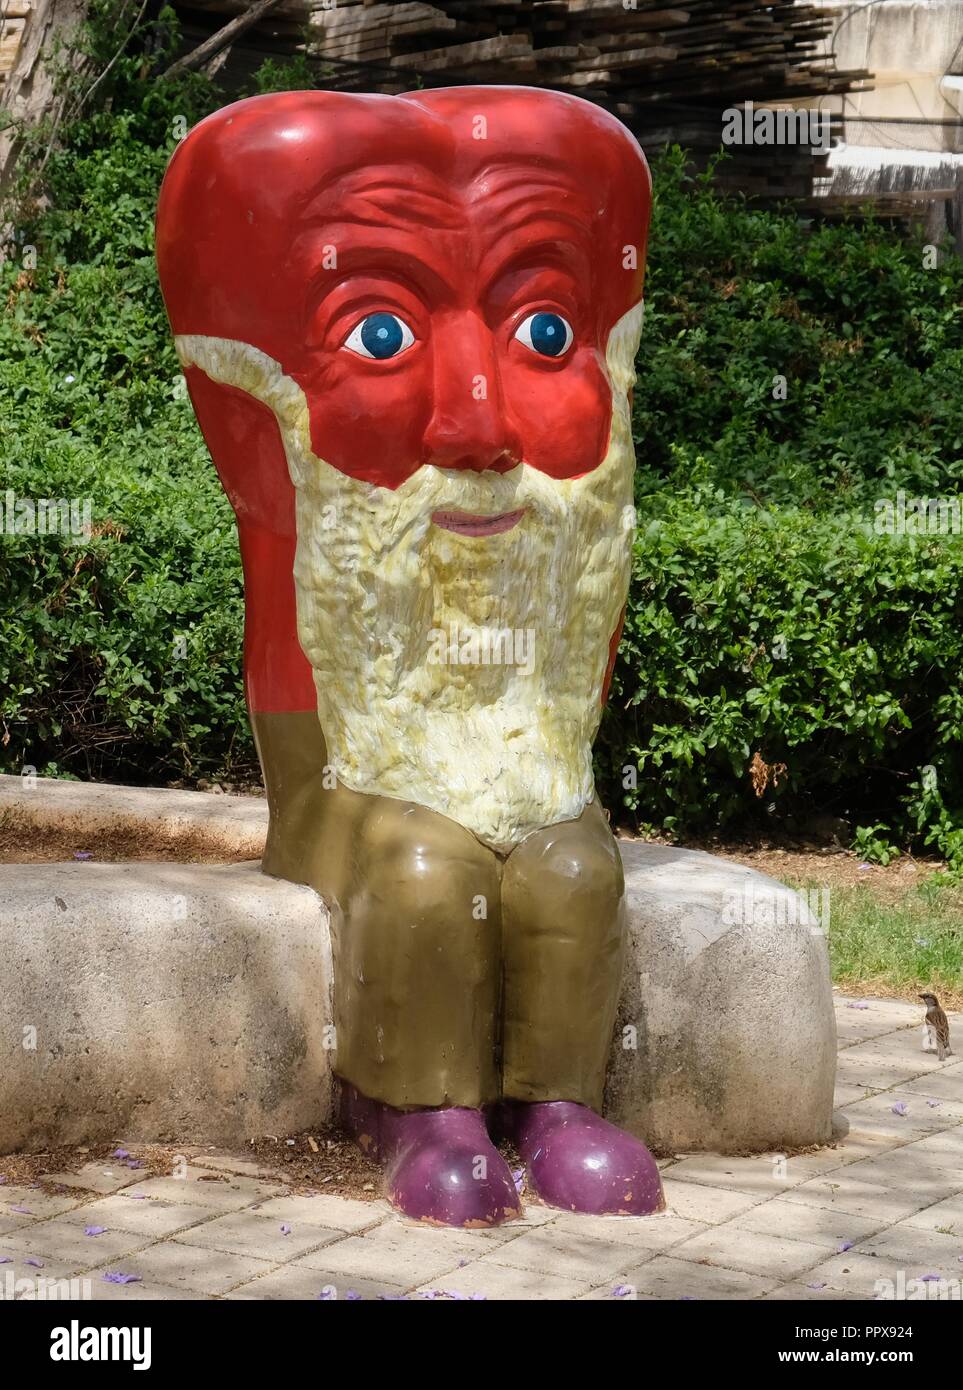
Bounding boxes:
[0,777,835,1153]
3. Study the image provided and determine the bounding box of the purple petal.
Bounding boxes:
[24,1258,43,1268]
[73,850,93,860]
[891,1101,908,1116]
[846,1001,870,1010]
[612,1284,633,1298]
[84,1226,107,1236]
[927,1100,942,1108]
[470,1293,486,1301]
[512,1167,524,1193]
[280,1224,291,1235]
[837,1241,854,1253]
[457,1259,468,1267]
[316,1288,337,1301]
[0,1257,11,1264]
[0,1176,6,1184]
[377,1294,408,1301]
[129,1194,147,1200]
[102,1272,141,1285]
[112,1149,130,1159]
[10,1206,32,1215]
[679,1295,698,1301]
[919,1274,941,1281]
[345,1291,362,1301]
[807,1281,827,1290]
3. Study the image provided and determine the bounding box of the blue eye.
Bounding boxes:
[344,312,414,360]
[514,311,573,358]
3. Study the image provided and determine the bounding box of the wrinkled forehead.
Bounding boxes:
[156,87,650,357]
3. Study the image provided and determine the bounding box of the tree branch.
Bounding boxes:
[161,0,287,80]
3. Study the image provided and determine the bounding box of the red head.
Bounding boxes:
[156,87,651,713]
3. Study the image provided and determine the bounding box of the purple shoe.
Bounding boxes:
[501,1101,664,1216]
[340,1083,521,1228]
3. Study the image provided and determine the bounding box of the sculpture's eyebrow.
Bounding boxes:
[471,166,596,293]
[297,231,459,307]
[299,168,464,233]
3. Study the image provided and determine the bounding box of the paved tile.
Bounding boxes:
[667,1226,827,1281]
[901,1190,963,1234]
[415,1262,591,1301]
[730,1196,889,1249]
[125,1171,285,1211]
[246,1194,387,1234]
[482,1225,659,1281]
[659,1154,798,1195]
[174,1210,344,1261]
[802,1224,963,1297]
[41,1163,143,1195]
[294,1222,482,1286]
[56,1194,216,1238]
[762,1279,874,1301]
[782,1175,934,1223]
[660,1179,768,1225]
[227,1263,407,1301]
[613,1253,777,1300]
[901,1062,963,1100]
[0,1221,151,1269]
[548,1210,708,1252]
[87,1242,275,1295]
[0,1250,91,1291]
[0,1186,84,1218]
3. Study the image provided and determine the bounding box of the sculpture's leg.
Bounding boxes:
[498,800,664,1215]
[328,793,519,1226]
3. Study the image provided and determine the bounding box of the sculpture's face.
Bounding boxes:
[157,88,651,848]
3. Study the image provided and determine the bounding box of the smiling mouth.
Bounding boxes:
[430,508,527,537]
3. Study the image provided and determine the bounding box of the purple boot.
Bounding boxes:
[500,1101,664,1216]
[340,1083,521,1228]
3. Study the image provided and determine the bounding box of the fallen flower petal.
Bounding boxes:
[84,1226,107,1236]
[25,1259,43,1268]
[280,1224,291,1235]
[112,1149,130,1159]
[807,1282,827,1290]
[837,1241,854,1253]
[102,1272,141,1285]
[612,1284,633,1298]
[846,1001,870,1010]
[891,1102,908,1116]
[10,1206,32,1215]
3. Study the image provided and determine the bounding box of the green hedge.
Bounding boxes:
[2,6,963,855]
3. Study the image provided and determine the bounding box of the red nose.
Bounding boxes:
[422,312,520,473]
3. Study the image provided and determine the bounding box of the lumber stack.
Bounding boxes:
[173,2,876,201]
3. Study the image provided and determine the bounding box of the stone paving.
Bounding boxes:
[2,993,961,1302]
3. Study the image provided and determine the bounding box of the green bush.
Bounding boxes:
[2,6,963,850]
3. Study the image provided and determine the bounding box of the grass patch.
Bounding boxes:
[787,873,963,1009]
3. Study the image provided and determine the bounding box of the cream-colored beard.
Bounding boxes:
[177,302,642,851]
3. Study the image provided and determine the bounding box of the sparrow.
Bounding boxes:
[919,992,952,1061]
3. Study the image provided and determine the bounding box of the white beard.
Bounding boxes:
[177,302,643,851]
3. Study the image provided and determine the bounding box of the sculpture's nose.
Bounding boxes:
[423,312,520,473]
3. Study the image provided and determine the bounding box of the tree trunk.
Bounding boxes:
[0,0,89,203]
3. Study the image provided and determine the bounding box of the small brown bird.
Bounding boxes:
[919,992,952,1062]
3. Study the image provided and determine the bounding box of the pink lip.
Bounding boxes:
[431,508,527,537]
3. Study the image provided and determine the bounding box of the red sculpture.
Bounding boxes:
[157,86,663,1225]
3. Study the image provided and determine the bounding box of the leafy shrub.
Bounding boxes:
[2,7,963,849]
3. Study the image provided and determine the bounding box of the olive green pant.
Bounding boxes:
[255,711,626,1111]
